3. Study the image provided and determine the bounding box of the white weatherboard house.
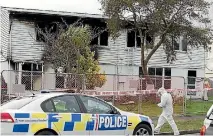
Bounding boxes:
[0,7,207,98]
[205,43,213,78]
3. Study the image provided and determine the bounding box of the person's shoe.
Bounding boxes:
[174,132,180,135]
[154,130,160,135]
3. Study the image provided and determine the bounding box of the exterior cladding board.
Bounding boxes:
[11,20,43,62]
[0,7,10,61]
[205,44,213,76]
[98,29,205,69]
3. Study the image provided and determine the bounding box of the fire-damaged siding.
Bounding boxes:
[11,19,43,62]
[0,7,10,61]
[98,29,205,69]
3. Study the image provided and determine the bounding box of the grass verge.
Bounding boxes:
[153,118,203,133]
[116,100,212,117]
[185,100,212,115]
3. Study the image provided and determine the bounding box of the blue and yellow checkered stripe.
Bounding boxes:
[13,113,96,133]
[13,113,149,133]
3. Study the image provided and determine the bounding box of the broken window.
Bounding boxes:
[172,35,188,51]
[36,22,58,43]
[91,30,109,46]
[181,36,188,51]
[21,63,42,90]
[187,70,196,89]
[127,30,135,47]
[172,36,180,50]
[127,30,154,48]
[100,31,108,46]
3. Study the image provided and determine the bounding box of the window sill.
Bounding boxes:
[96,45,111,50]
[175,50,187,53]
[124,47,141,51]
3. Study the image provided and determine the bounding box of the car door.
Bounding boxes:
[41,95,89,135]
[78,95,127,135]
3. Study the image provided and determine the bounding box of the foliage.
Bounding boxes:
[37,22,106,90]
[100,0,213,76]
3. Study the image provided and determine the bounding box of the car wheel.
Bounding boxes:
[35,130,56,135]
[133,124,152,136]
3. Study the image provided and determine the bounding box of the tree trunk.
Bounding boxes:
[141,62,153,88]
[139,29,154,89]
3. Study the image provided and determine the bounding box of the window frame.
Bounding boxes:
[172,36,188,52]
[40,94,85,113]
[127,30,153,48]
[91,31,109,46]
[187,70,197,89]
[77,95,121,115]
[138,67,171,89]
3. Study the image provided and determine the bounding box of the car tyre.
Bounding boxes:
[133,124,152,136]
[35,130,56,135]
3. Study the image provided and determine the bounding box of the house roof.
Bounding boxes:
[1,6,107,19]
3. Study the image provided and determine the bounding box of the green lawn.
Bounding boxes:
[154,118,203,133]
[115,100,212,117]
[185,100,212,115]
[115,103,183,117]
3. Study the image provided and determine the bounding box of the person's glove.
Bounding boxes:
[157,103,162,108]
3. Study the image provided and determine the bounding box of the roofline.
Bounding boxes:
[1,6,108,19]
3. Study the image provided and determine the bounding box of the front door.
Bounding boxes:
[78,95,127,135]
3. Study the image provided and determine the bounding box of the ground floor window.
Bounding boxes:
[139,67,171,90]
[20,63,42,90]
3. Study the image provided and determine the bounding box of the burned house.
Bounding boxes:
[0,7,207,97]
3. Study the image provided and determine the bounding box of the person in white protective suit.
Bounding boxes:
[154,87,180,135]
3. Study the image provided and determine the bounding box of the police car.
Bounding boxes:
[1,90,154,135]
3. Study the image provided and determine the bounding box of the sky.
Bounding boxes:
[0,0,213,20]
[0,0,103,14]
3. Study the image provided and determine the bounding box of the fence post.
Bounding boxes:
[138,94,142,114]
[183,76,187,116]
[112,74,116,105]
[41,63,44,89]
[83,74,86,92]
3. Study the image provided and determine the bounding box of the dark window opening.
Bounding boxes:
[91,37,98,45]
[136,36,141,48]
[148,68,155,75]
[136,31,141,48]
[165,68,171,76]
[188,70,196,77]
[22,63,42,71]
[128,30,154,48]
[145,33,154,49]
[182,37,187,51]
[156,68,163,76]
[127,30,135,47]
[36,22,58,42]
[21,63,42,90]
[90,31,108,46]
[187,70,196,89]
[22,63,31,71]
[139,67,143,77]
[100,31,108,46]
[172,36,180,50]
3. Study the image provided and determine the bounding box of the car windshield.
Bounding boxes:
[207,104,213,118]
[0,95,42,110]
